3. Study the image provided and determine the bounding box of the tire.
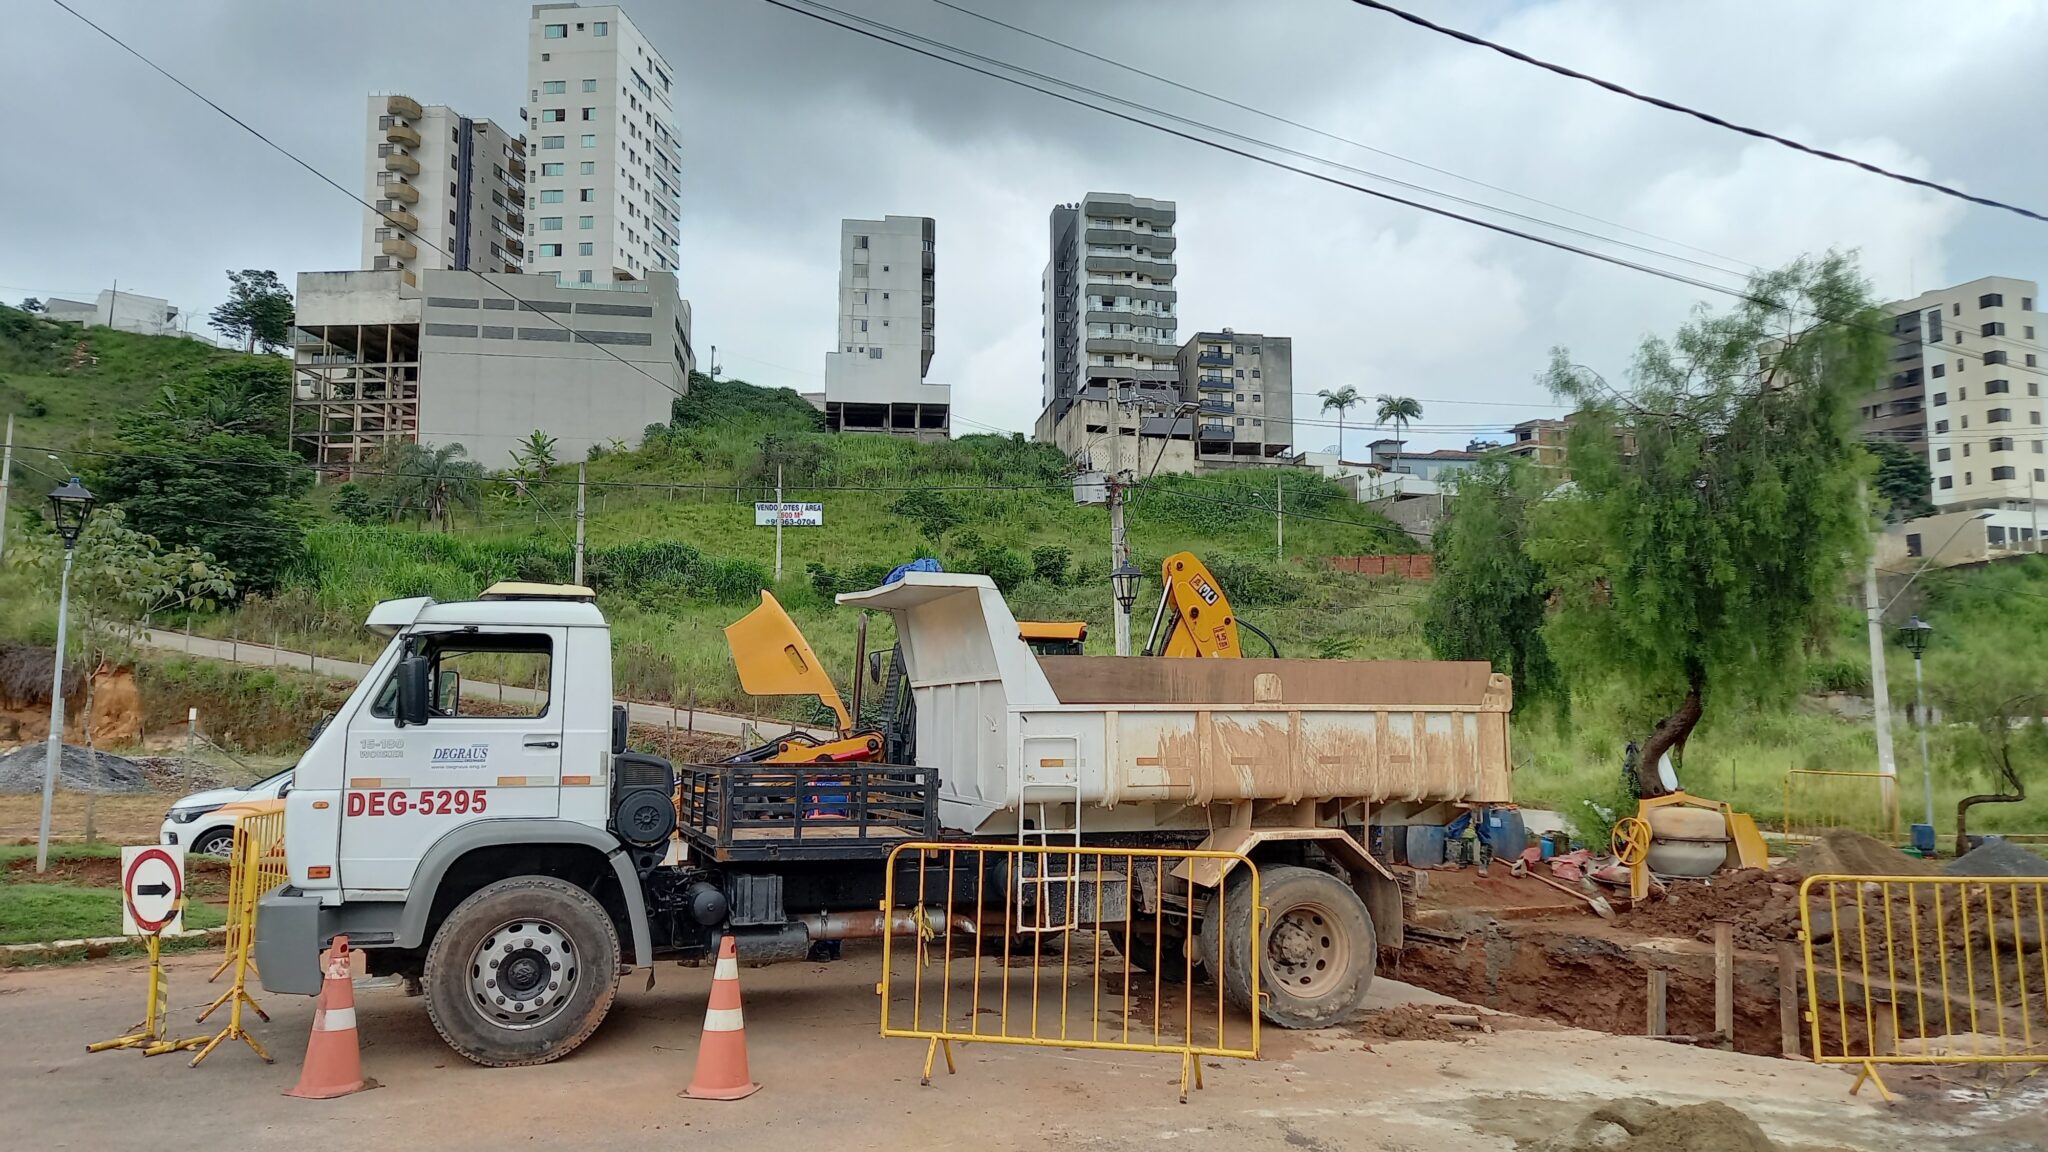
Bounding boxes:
[1118,925,1192,982]
[191,828,237,858]
[423,876,620,1067]
[1209,864,1376,1029]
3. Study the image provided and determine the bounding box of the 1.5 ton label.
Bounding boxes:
[346,789,488,817]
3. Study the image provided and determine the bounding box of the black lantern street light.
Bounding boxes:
[1898,615,1936,832]
[1110,563,1143,655]
[34,477,95,874]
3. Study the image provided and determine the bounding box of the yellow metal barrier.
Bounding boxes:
[1799,874,2048,1100]
[1782,770,1900,843]
[879,842,1260,1102]
[191,805,287,1067]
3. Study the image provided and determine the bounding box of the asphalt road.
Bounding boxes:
[1,947,2019,1152]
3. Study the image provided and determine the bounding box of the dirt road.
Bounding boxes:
[2,948,2029,1152]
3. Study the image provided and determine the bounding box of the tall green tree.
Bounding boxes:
[1869,440,1935,522]
[366,441,484,530]
[1530,254,1882,786]
[509,430,559,521]
[208,269,294,353]
[1374,394,1424,460]
[1423,453,1558,709]
[1317,385,1362,458]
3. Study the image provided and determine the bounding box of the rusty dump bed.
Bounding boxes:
[837,572,1513,836]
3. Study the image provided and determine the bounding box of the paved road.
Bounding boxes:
[132,627,828,741]
[0,949,1997,1152]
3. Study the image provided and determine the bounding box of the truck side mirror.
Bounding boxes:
[396,652,431,728]
[611,704,629,755]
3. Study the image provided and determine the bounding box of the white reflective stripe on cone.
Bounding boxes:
[713,957,739,980]
[703,1007,744,1032]
[318,1007,357,1031]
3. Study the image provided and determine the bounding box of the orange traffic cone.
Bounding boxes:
[682,934,761,1100]
[285,935,373,1099]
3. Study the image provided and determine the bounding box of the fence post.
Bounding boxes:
[1776,941,1801,1058]
[184,617,193,653]
[272,630,281,668]
[230,624,238,664]
[1713,921,1734,1050]
[686,686,696,734]
[1646,969,1667,1036]
[184,707,197,792]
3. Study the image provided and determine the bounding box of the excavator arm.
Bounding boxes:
[1145,551,1251,657]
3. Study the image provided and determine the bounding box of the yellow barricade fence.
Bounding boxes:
[1799,874,2048,1100]
[192,803,288,1066]
[1782,770,1900,844]
[879,843,1260,1102]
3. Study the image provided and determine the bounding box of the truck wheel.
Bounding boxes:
[1212,865,1375,1029]
[1119,926,1193,982]
[423,876,620,1067]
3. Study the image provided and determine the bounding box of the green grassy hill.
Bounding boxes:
[0,306,231,471]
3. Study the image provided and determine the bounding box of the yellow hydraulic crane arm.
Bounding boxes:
[724,591,853,731]
[1145,551,1244,658]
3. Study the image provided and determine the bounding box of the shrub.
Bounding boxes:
[1030,543,1071,586]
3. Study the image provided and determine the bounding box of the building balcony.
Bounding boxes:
[503,235,524,255]
[1200,399,1234,415]
[384,152,421,176]
[1197,352,1232,367]
[386,94,424,120]
[508,155,527,178]
[381,206,419,230]
[383,179,418,204]
[1198,423,1235,442]
[380,237,417,260]
[1196,377,1232,391]
[385,122,421,148]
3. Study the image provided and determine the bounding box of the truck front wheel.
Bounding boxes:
[1210,864,1375,1029]
[423,876,621,1067]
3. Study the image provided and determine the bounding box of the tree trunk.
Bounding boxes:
[1638,668,1706,798]
[1955,747,2025,855]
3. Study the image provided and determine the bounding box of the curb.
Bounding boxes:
[0,926,228,968]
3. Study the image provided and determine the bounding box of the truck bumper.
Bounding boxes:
[253,887,327,996]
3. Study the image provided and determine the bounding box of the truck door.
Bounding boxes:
[338,625,568,892]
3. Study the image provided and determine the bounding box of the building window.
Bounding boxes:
[539,244,562,256]
[579,242,593,255]
[869,348,883,359]
[543,80,565,94]
[1986,350,2010,365]
[1936,420,1950,433]
[2036,441,2046,454]
[2026,297,2037,310]
[580,161,595,175]
[1937,447,1951,462]
[1984,322,2007,337]
[542,108,564,122]
[576,188,594,202]
[541,162,564,175]
[855,235,869,249]
[1990,525,2008,546]
[1933,392,1947,406]
[1989,379,2012,394]
[593,20,608,34]
[1992,437,2015,452]
[1966,472,1974,485]
[542,136,565,149]
[1905,533,1923,557]
[578,270,594,284]
[578,216,594,229]
[1991,408,2014,423]
[541,217,563,230]
[1251,369,1261,378]
[1960,388,1968,400]
[582,78,598,92]
[1938,476,1953,490]
[541,189,564,203]
[580,134,598,148]
[1994,467,2017,481]
[582,107,595,120]
[1981,293,2005,308]
[544,23,566,38]
[2036,411,2046,425]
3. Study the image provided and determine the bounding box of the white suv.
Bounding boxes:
[160,769,293,857]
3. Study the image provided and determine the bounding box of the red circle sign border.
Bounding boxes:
[123,846,183,934]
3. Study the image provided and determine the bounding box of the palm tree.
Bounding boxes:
[509,430,559,522]
[1317,385,1363,460]
[378,442,484,531]
[1374,395,1423,463]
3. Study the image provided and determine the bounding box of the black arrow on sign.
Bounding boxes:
[135,882,172,898]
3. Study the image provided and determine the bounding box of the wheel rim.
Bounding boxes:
[1264,900,1350,998]
[468,917,579,1030]
[199,833,234,857]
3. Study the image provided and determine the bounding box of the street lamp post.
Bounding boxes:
[35,477,95,874]
[1110,563,1143,657]
[1899,615,1936,836]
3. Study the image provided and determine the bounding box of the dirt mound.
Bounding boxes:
[1349,1004,1466,1042]
[1946,839,2048,877]
[0,743,148,794]
[1791,829,1933,877]
[1619,866,1806,952]
[1533,1100,1777,1152]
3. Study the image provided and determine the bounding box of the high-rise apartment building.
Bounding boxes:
[524,4,681,285]
[820,216,944,437]
[1174,330,1293,460]
[363,94,527,284]
[1860,276,2047,528]
[1041,194,1179,411]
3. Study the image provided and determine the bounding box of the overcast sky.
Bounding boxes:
[6,0,2045,455]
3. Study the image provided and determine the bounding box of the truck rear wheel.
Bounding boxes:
[423,876,620,1067]
[1209,864,1375,1029]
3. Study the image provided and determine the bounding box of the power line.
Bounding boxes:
[1342,0,2048,226]
[928,0,1760,276]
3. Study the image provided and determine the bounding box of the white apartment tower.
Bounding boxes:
[524,4,681,285]
[1041,193,1179,411]
[363,94,527,284]
[821,216,944,437]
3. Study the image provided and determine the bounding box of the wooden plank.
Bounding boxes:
[1714,922,1734,1051]
[1777,941,1802,1058]
[1647,969,1667,1036]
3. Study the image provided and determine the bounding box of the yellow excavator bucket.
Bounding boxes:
[723,591,851,731]
[1157,551,1243,658]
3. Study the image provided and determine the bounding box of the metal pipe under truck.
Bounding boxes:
[256,575,1514,1066]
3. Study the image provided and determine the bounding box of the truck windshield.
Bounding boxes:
[369,632,555,719]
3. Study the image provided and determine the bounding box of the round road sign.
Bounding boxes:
[123,847,183,935]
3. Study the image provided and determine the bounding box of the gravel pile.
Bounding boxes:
[0,742,149,793]
[1945,839,2048,877]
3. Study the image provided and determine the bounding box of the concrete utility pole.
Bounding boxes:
[1863,549,1898,786]
[773,464,784,582]
[1276,474,1284,561]
[1106,382,1133,657]
[0,413,13,567]
[572,462,587,586]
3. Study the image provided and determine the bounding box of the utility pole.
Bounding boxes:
[1106,382,1133,657]
[0,413,13,567]
[1276,474,1284,561]
[572,462,587,586]
[1863,548,1898,786]
[773,463,784,582]
[2032,472,2041,553]
[36,547,75,873]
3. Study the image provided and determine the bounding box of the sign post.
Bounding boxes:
[88,846,205,1056]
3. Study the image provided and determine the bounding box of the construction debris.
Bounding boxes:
[1945,839,2048,878]
[1533,1100,1778,1152]
[0,743,148,794]
[1790,828,1935,877]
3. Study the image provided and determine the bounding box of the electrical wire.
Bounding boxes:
[1341,0,2048,226]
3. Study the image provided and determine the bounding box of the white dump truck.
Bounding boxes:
[257,574,1513,1066]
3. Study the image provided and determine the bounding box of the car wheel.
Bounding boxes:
[191,828,237,858]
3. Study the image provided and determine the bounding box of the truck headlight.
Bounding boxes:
[169,803,223,824]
